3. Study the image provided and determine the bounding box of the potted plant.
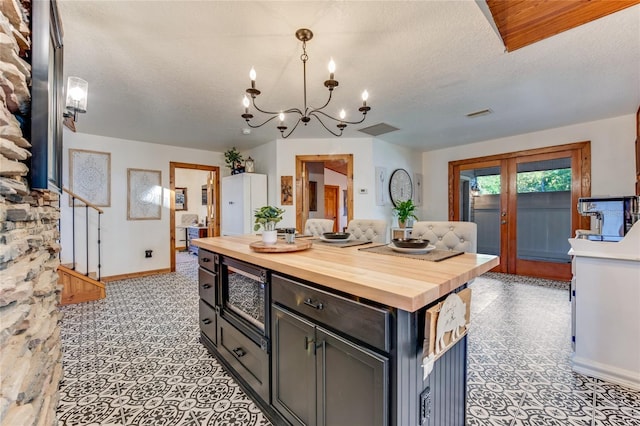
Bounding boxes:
[224,147,244,174]
[254,205,285,244]
[393,199,418,228]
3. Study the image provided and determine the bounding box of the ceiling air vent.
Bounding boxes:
[466,109,493,118]
[358,123,399,136]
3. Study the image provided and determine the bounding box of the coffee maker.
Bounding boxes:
[576,196,640,241]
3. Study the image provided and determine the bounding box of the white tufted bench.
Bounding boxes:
[346,219,388,243]
[304,219,335,236]
[410,221,477,253]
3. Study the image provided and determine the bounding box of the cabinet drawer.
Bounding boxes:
[198,268,216,306]
[198,250,218,273]
[272,274,391,352]
[218,316,269,401]
[199,299,217,345]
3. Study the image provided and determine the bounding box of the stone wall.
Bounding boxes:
[1,1,63,425]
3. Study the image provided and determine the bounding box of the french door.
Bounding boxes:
[449,143,591,281]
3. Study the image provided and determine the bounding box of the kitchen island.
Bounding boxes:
[194,235,498,426]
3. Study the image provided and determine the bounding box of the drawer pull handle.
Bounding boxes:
[202,318,212,325]
[202,257,211,263]
[232,347,246,358]
[304,298,324,310]
[202,284,211,289]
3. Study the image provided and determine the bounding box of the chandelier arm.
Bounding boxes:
[280,118,303,139]
[312,109,369,125]
[244,115,282,129]
[307,87,334,113]
[309,113,344,137]
[251,97,304,117]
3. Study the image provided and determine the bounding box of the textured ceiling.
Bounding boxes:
[57,1,640,152]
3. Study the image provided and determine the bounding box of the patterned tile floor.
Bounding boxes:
[56,253,640,425]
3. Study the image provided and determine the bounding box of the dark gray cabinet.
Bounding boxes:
[198,250,218,347]
[272,302,388,426]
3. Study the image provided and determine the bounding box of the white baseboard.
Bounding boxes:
[572,355,640,391]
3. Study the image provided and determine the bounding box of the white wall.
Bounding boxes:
[372,139,423,226]
[421,114,636,220]
[273,137,420,230]
[61,132,224,277]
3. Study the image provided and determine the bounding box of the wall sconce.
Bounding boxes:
[64,76,88,121]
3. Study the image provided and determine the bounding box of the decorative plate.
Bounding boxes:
[319,236,352,243]
[388,243,436,254]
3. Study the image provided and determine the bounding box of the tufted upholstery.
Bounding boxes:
[411,221,477,253]
[304,219,335,236]
[345,219,388,243]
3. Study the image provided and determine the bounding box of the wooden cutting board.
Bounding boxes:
[249,240,312,253]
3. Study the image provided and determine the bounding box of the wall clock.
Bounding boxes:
[389,168,412,206]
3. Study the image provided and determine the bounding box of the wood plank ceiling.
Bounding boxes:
[487,0,640,51]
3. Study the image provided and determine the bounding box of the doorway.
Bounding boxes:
[449,142,591,281]
[295,154,354,233]
[169,162,220,272]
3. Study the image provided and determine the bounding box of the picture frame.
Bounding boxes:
[175,187,187,211]
[414,173,423,206]
[202,185,208,205]
[69,149,111,207]
[309,181,317,211]
[375,166,386,206]
[281,176,293,205]
[127,168,162,220]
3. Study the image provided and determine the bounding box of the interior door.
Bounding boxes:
[450,143,590,281]
[324,185,339,232]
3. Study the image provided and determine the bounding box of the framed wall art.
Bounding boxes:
[375,166,386,206]
[127,168,162,220]
[281,176,293,205]
[175,187,187,211]
[414,173,423,206]
[69,148,111,207]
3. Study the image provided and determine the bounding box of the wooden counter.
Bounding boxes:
[194,235,498,312]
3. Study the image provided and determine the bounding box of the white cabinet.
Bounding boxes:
[221,173,267,235]
[568,222,640,391]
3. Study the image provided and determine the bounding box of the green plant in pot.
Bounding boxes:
[254,205,285,244]
[224,147,244,173]
[393,199,418,228]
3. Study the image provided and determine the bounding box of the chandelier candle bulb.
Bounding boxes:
[328,58,336,80]
[250,68,256,88]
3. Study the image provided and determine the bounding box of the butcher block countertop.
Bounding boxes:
[193,235,499,312]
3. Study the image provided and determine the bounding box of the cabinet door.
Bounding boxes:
[272,305,317,426]
[316,327,388,426]
[221,176,245,235]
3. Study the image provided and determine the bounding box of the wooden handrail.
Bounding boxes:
[62,187,104,214]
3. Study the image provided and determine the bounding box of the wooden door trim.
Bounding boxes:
[295,154,353,232]
[448,142,591,280]
[169,162,220,272]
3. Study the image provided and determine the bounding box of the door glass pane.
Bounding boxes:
[516,158,572,263]
[460,166,501,256]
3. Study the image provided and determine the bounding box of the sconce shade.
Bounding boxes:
[65,77,88,113]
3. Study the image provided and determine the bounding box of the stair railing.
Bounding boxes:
[62,187,104,281]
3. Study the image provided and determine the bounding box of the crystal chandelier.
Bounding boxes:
[241,28,371,138]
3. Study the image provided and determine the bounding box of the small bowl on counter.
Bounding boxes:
[391,238,429,249]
